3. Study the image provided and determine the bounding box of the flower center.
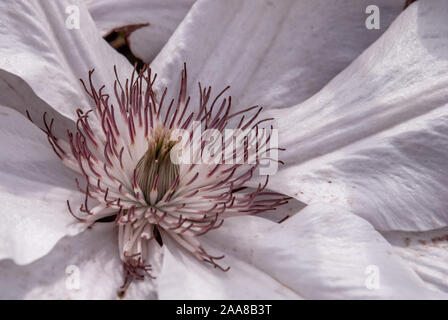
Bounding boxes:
[135,125,179,204]
[29,63,289,296]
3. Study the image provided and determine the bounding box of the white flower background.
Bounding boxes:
[0,0,447,299]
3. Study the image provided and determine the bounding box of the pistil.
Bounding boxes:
[135,125,179,204]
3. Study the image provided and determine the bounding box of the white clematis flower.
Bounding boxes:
[0,0,447,300]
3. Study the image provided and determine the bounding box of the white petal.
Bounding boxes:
[0,70,76,138]
[0,223,160,299]
[85,0,195,63]
[0,106,85,264]
[204,203,446,299]
[158,231,302,299]
[383,228,448,294]
[151,0,403,113]
[257,195,306,223]
[0,0,132,122]
[268,0,448,231]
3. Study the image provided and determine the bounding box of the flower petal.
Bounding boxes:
[383,228,448,294]
[0,70,76,138]
[0,106,85,264]
[268,0,448,231]
[0,0,132,122]
[158,231,302,299]
[0,223,160,299]
[203,203,446,299]
[257,195,306,223]
[150,0,404,114]
[85,0,196,63]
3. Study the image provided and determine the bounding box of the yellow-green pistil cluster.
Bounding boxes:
[135,125,179,204]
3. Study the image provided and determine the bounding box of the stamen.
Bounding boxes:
[28,62,288,294]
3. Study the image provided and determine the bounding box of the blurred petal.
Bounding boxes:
[0,106,85,265]
[160,203,444,299]
[0,0,132,123]
[0,223,160,299]
[210,204,446,299]
[383,228,448,294]
[0,70,75,138]
[151,0,403,114]
[268,0,448,231]
[158,230,302,299]
[85,0,195,63]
